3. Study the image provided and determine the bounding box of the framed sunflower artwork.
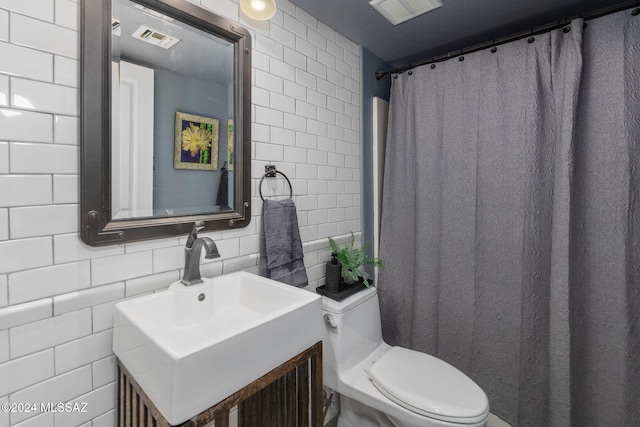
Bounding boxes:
[227,119,234,171]
[174,112,219,171]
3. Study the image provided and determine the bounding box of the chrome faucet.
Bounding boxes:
[181,221,220,286]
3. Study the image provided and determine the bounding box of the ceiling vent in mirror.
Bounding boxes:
[369,0,442,25]
[112,17,121,36]
[131,25,181,49]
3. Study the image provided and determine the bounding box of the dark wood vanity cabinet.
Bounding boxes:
[117,341,323,427]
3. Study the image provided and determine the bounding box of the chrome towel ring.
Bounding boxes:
[259,165,293,201]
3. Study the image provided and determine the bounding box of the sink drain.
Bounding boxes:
[198,293,206,301]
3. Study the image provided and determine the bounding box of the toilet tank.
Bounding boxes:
[321,287,384,391]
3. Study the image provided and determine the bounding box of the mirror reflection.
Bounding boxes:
[111,0,235,219]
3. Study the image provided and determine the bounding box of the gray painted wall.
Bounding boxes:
[153,69,233,213]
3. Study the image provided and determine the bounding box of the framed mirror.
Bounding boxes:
[81,0,252,246]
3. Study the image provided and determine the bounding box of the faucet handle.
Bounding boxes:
[192,221,205,233]
[186,221,206,248]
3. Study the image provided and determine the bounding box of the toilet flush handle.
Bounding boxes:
[324,313,338,329]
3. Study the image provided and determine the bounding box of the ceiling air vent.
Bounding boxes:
[369,0,443,25]
[131,25,180,49]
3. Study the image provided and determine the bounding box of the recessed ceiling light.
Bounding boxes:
[240,0,277,21]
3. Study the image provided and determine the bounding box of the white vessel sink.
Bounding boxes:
[113,271,323,425]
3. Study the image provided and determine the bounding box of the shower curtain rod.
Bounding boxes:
[375,0,640,80]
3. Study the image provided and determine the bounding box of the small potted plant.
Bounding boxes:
[328,233,384,287]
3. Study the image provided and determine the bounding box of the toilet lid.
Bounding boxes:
[367,347,489,424]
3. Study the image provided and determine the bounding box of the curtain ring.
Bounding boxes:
[408,70,413,75]
[563,26,571,33]
[430,64,436,69]
[632,8,640,16]
[490,46,497,53]
[527,36,535,44]
[458,56,465,62]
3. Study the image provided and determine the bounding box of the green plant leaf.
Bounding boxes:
[326,232,384,283]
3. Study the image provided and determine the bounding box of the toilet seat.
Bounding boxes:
[367,347,489,424]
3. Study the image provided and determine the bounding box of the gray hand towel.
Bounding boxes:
[215,165,229,210]
[259,199,308,288]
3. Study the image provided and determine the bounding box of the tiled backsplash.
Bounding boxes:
[0,0,361,425]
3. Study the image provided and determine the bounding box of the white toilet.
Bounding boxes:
[321,287,490,427]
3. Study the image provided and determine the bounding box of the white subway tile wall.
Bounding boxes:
[0,330,8,362]
[0,0,361,424]
[0,10,7,42]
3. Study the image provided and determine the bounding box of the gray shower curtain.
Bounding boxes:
[378,10,640,427]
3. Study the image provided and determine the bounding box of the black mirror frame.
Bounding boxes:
[80,0,252,246]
